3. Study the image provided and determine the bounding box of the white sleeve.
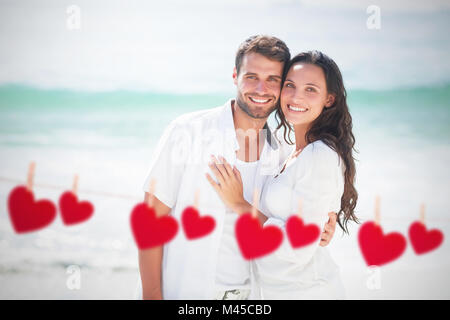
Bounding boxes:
[141,119,187,209]
[263,143,343,268]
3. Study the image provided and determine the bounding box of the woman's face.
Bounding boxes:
[280,62,335,127]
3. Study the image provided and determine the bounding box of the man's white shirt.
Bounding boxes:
[141,99,290,299]
[215,158,258,295]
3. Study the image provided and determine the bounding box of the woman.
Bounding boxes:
[206,50,358,299]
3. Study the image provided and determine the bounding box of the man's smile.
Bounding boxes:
[248,96,273,105]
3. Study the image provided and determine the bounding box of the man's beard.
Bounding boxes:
[235,92,277,119]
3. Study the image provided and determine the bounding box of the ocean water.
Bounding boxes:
[0,84,449,298]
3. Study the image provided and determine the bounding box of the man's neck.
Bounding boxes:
[231,99,268,162]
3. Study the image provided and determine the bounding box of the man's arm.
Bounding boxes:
[138,192,172,300]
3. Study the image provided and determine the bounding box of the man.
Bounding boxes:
[139,35,337,300]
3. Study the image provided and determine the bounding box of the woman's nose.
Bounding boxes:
[290,90,304,103]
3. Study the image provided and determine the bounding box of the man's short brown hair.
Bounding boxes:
[235,35,291,75]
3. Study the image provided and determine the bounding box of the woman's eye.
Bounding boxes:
[306,87,316,92]
[285,83,294,88]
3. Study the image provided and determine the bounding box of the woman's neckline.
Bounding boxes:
[275,146,305,177]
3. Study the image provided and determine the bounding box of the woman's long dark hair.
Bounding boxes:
[275,50,359,234]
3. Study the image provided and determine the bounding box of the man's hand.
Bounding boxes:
[319,212,337,247]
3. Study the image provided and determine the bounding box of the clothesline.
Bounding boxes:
[1,175,449,222]
[0,176,142,201]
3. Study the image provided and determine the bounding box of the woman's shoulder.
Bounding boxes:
[278,140,342,180]
[300,140,340,166]
[291,140,345,190]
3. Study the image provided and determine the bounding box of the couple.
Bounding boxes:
[139,35,358,300]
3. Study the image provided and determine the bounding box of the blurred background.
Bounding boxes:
[0,0,449,299]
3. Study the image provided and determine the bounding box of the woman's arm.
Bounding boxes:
[205,153,338,247]
[232,200,268,225]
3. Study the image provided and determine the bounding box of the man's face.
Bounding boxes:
[233,52,284,119]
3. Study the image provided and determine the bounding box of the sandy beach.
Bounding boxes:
[1,231,449,299]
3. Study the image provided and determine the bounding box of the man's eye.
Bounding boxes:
[269,78,279,82]
[247,76,256,80]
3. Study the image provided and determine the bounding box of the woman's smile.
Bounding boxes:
[287,104,309,113]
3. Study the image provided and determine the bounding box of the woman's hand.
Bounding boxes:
[206,155,247,214]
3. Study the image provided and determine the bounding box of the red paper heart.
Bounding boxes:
[235,213,283,260]
[58,191,94,226]
[286,216,320,248]
[408,221,444,255]
[181,206,215,240]
[7,185,57,233]
[358,221,407,266]
[130,203,178,250]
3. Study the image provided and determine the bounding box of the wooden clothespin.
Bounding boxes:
[26,162,36,192]
[374,195,381,226]
[419,203,425,225]
[252,189,259,219]
[147,179,156,209]
[72,174,79,196]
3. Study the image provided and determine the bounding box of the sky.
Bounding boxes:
[0,0,449,93]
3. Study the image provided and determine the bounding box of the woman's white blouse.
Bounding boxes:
[255,140,346,299]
